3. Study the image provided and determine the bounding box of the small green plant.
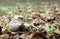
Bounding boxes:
[0,6,17,14]
[22,24,38,31]
[44,27,56,34]
[40,13,50,18]
[25,5,33,10]
[32,26,38,31]
[28,26,38,31]
[16,1,26,4]
[21,12,28,22]
[3,25,11,32]
[22,24,29,31]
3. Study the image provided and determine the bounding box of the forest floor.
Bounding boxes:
[0,2,60,39]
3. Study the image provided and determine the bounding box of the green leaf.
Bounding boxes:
[40,13,50,18]
[25,5,32,10]
[21,13,28,22]
[44,27,51,32]
[29,26,38,31]
[44,27,56,34]
[0,6,17,13]
[3,26,11,32]
[22,24,29,31]
[0,6,8,11]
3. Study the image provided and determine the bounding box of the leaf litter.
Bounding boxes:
[0,2,60,39]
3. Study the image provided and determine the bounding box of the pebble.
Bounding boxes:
[8,19,24,31]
